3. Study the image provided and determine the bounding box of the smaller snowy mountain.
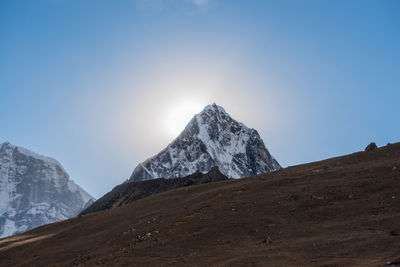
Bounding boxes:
[0,142,95,238]
[129,103,280,182]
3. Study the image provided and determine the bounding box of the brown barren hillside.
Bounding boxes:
[80,166,229,216]
[1,143,400,266]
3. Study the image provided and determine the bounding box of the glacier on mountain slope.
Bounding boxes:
[0,142,95,238]
[129,103,280,182]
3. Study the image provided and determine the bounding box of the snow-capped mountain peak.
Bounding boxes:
[128,103,280,182]
[0,142,95,238]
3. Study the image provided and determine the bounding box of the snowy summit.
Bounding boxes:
[0,142,95,238]
[129,103,280,182]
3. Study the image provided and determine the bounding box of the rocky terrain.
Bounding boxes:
[129,103,280,182]
[0,143,399,266]
[80,166,228,215]
[0,142,94,238]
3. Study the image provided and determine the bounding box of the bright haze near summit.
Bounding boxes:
[1,0,399,198]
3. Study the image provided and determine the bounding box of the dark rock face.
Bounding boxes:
[80,166,229,215]
[365,142,378,151]
[0,142,94,238]
[128,104,280,182]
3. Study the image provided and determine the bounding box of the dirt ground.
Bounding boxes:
[0,143,399,266]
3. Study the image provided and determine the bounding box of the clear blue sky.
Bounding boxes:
[1,0,399,198]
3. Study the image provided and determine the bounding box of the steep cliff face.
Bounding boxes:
[0,142,94,238]
[129,104,280,182]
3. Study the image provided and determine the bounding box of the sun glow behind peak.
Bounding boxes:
[165,100,204,138]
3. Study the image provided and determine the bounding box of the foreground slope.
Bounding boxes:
[1,143,400,266]
[129,103,280,182]
[0,142,95,238]
[80,166,229,215]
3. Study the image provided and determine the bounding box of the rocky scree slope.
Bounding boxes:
[0,142,94,238]
[129,103,280,182]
